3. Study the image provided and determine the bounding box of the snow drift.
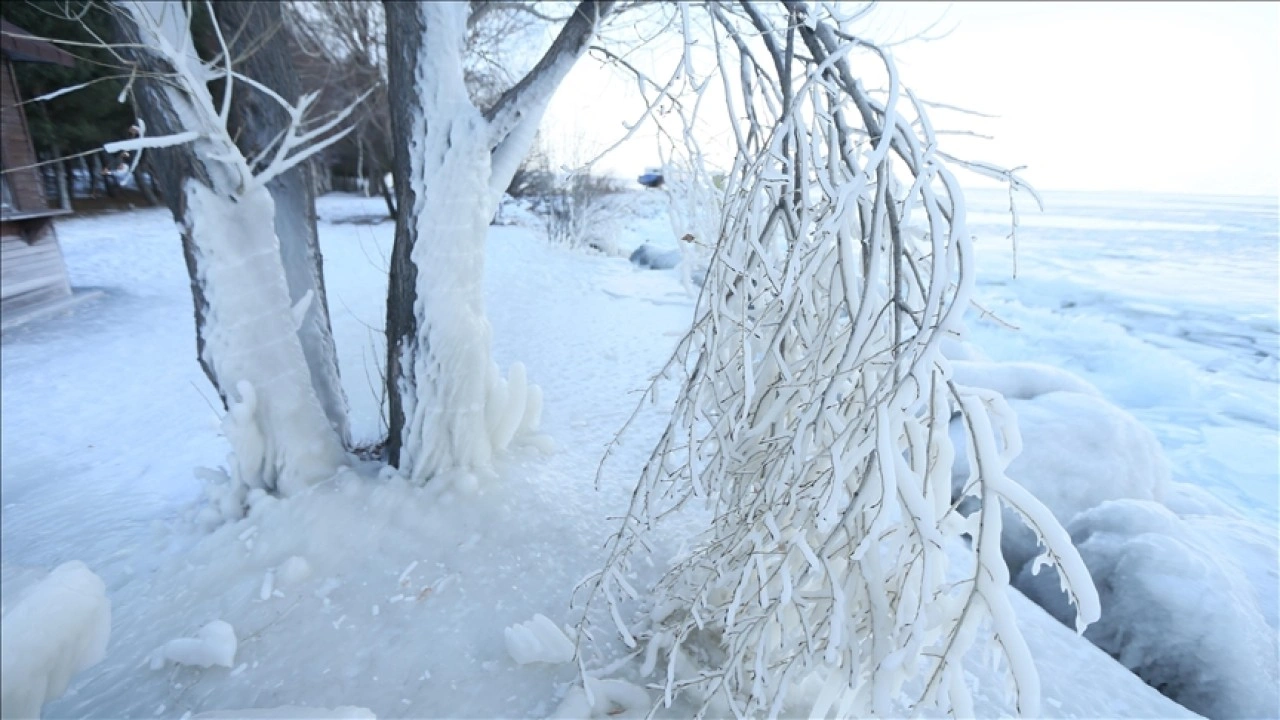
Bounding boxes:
[953,359,1277,718]
[1018,499,1279,719]
[1,561,111,719]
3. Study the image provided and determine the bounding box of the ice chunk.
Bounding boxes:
[504,614,575,665]
[259,570,275,601]
[276,556,311,586]
[551,678,650,718]
[1,561,111,719]
[151,620,237,670]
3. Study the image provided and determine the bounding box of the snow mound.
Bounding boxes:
[996,391,1170,572]
[504,614,574,665]
[1160,479,1242,518]
[193,706,375,719]
[1017,499,1279,719]
[951,360,1103,399]
[149,620,237,670]
[0,561,111,720]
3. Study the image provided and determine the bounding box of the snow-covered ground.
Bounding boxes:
[1,189,1274,718]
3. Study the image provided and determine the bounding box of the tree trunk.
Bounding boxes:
[356,137,366,196]
[89,153,104,197]
[384,1,611,481]
[386,2,508,480]
[215,1,352,447]
[379,167,396,220]
[115,1,347,495]
[383,1,425,470]
[137,162,159,206]
[64,157,77,204]
[51,143,71,211]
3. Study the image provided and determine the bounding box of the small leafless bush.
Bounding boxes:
[543,172,622,249]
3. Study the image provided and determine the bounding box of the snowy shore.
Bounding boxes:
[2,191,1274,718]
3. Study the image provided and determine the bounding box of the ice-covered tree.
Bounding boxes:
[571,3,1100,716]
[110,0,361,496]
[84,0,615,496]
[382,0,615,484]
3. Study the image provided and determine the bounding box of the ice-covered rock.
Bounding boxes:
[1017,499,1279,719]
[986,390,1169,572]
[150,620,237,670]
[504,614,575,665]
[1,561,111,719]
[628,244,681,270]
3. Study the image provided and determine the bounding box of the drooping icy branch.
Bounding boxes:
[572,2,1099,718]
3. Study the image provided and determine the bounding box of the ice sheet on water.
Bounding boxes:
[964,191,1278,527]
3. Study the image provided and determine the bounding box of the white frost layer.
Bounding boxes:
[0,562,111,720]
[398,3,544,484]
[189,184,348,497]
[150,620,237,670]
[1018,499,1279,719]
[504,614,574,665]
[193,706,374,719]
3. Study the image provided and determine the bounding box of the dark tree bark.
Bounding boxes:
[382,1,614,471]
[51,143,71,211]
[382,0,424,468]
[113,11,222,396]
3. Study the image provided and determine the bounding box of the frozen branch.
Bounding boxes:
[485,0,615,150]
[571,2,1097,717]
[103,130,199,154]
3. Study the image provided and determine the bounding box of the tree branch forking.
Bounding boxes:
[484,0,616,151]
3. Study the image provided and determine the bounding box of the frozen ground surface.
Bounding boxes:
[0,189,1270,718]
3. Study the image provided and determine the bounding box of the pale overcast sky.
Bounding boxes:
[545,2,1279,197]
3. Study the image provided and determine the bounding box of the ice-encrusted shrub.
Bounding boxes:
[571,4,1099,717]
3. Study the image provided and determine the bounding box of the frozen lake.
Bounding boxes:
[963,190,1278,525]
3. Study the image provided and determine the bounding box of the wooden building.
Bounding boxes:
[1,20,75,320]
